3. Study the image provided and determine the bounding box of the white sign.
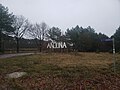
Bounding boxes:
[47,42,67,49]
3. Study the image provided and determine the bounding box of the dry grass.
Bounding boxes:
[0,52,120,90]
[37,53,114,67]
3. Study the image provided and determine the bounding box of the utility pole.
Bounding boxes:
[112,38,116,74]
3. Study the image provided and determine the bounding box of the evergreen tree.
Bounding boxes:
[47,27,62,42]
[65,25,108,52]
[0,4,14,53]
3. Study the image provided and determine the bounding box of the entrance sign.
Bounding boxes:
[47,42,67,49]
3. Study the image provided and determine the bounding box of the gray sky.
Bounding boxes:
[1,0,120,36]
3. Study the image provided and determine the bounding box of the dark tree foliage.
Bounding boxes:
[112,26,120,52]
[2,34,16,51]
[47,27,62,42]
[65,25,110,52]
[65,25,82,51]
[0,4,14,53]
[3,35,37,52]
[97,33,111,52]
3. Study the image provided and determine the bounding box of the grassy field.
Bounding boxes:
[0,52,120,90]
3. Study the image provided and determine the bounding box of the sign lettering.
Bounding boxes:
[47,42,67,49]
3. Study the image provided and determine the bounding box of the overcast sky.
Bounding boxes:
[1,0,120,36]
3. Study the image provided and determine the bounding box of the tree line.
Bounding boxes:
[0,4,120,53]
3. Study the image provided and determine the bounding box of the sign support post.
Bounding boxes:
[112,38,116,74]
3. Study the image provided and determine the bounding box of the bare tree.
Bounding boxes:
[28,22,48,52]
[12,15,29,53]
[40,22,48,41]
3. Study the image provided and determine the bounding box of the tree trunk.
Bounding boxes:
[39,40,42,52]
[39,46,41,52]
[16,37,19,53]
